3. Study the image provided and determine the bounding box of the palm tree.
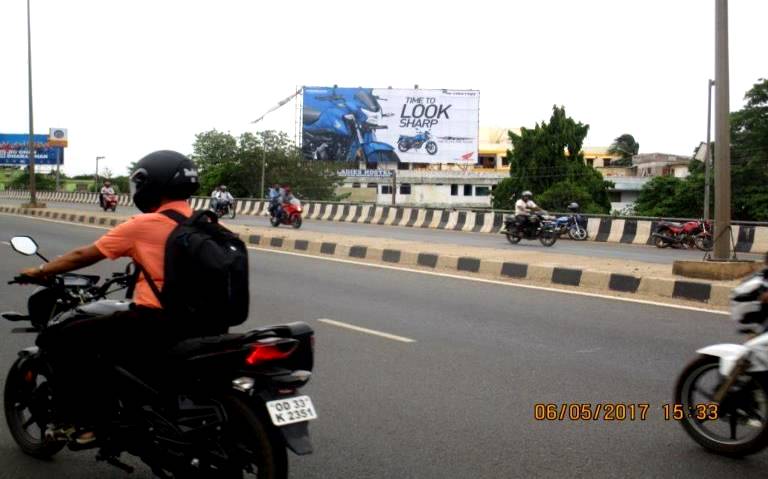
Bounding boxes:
[608,134,639,166]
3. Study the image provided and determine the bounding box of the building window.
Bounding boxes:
[587,158,595,167]
[603,158,612,167]
[381,184,393,194]
[475,186,491,196]
[609,192,622,203]
[367,183,377,188]
[501,156,510,166]
[477,156,495,168]
[352,183,360,188]
[399,183,411,195]
[463,184,473,196]
[450,184,458,196]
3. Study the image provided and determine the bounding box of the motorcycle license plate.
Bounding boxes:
[266,395,317,426]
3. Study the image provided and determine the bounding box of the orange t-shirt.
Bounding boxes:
[94,200,192,308]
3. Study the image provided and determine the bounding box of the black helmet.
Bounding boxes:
[567,202,580,212]
[130,150,199,212]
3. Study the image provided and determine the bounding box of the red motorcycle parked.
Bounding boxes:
[270,199,303,229]
[652,219,712,251]
[102,193,118,212]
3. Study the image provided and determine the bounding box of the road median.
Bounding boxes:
[0,204,736,310]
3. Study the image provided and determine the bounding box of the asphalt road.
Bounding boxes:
[1,214,766,478]
[6,199,759,265]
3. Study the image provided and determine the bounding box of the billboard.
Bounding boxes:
[0,134,64,166]
[302,86,479,165]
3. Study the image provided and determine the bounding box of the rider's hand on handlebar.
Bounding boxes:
[20,265,50,282]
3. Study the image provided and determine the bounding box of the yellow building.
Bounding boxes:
[477,127,623,174]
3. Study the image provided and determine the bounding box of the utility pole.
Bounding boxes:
[713,0,731,260]
[703,79,714,221]
[260,135,266,200]
[26,0,37,206]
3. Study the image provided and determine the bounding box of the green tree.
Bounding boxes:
[9,172,57,191]
[491,105,612,213]
[608,134,640,167]
[191,129,344,200]
[635,79,768,220]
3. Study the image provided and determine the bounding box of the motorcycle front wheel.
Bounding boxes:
[539,230,558,247]
[568,225,588,241]
[675,355,768,457]
[229,206,237,220]
[4,357,65,459]
[695,235,713,251]
[425,141,438,155]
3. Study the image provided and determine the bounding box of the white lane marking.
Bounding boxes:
[0,212,733,317]
[1,241,10,246]
[316,318,416,343]
[248,246,731,317]
[0,213,113,231]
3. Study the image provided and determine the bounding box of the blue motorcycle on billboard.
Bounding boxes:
[397,130,438,155]
[302,87,399,165]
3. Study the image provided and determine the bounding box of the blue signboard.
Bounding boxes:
[0,134,64,166]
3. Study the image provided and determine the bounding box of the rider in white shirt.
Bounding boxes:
[99,181,115,208]
[514,191,540,230]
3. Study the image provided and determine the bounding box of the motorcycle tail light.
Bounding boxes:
[245,337,299,366]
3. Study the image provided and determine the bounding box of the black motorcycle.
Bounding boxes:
[214,200,237,220]
[3,236,315,479]
[501,212,559,247]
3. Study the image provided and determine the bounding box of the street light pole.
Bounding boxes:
[260,138,266,200]
[703,79,714,221]
[95,156,105,185]
[26,0,37,206]
[713,0,731,260]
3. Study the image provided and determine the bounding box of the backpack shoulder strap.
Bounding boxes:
[160,209,188,224]
[132,261,163,304]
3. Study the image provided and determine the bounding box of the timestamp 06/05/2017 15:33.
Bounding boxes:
[533,403,719,422]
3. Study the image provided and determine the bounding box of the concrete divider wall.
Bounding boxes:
[1,191,766,253]
[0,204,732,308]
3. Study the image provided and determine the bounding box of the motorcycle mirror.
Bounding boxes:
[10,236,38,256]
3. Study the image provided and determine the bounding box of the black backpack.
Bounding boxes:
[137,209,249,334]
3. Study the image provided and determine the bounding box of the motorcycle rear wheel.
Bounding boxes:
[4,358,65,459]
[270,216,281,227]
[397,141,409,153]
[653,235,671,249]
[291,215,302,229]
[675,355,768,457]
[214,395,288,479]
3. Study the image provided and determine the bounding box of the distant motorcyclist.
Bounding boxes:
[99,180,114,208]
[218,186,234,212]
[276,186,296,220]
[514,191,540,231]
[268,184,280,218]
[210,185,222,211]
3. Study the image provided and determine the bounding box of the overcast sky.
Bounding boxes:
[0,0,766,176]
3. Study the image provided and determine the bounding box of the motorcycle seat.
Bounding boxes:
[662,221,684,228]
[168,333,246,359]
[303,108,322,125]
